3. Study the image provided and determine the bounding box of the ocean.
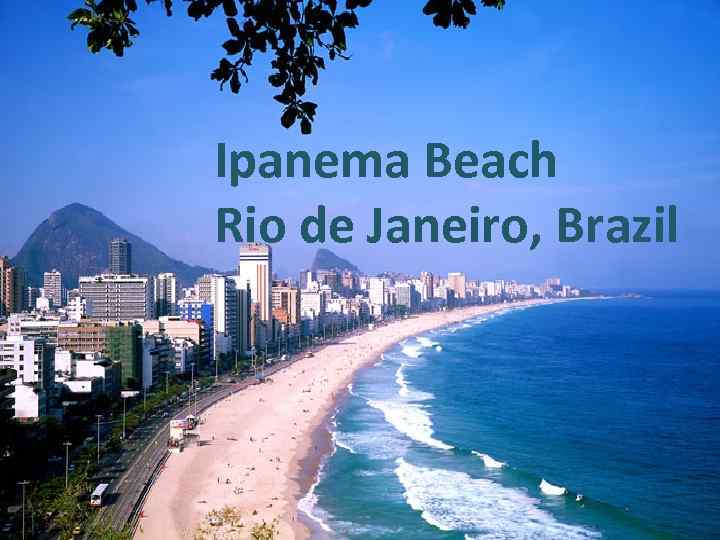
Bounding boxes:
[300,292,720,539]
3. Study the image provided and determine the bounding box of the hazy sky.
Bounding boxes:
[1,1,718,288]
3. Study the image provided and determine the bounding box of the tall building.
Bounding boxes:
[43,270,63,307]
[197,274,238,356]
[272,281,301,326]
[142,317,206,362]
[368,277,386,307]
[0,257,26,316]
[154,273,178,316]
[177,299,214,366]
[105,323,143,389]
[316,270,339,291]
[299,270,314,290]
[109,238,132,274]
[237,243,272,323]
[447,272,467,300]
[0,335,54,418]
[420,271,434,300]
[58,320,114,353]
[341,270,358,291]
[228,277,252,355]
[396,282,420,311]
[79,274,154,321]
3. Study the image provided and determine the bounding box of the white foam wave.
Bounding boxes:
[395,458,600,539]
[471,451,506,469]
[297,466,333,533]
[368,399,452,451]
[540,478,567,496]
[395,363,434,401]
[401,344,423,358]
[332,431,357,454]
[374,353,385,367]
[330,427,410,460]
[416,336,439,348]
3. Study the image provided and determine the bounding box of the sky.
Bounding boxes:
[1,1,719,288]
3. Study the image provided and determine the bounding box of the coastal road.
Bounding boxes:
[89,383,242,534]
[90,346,331,535]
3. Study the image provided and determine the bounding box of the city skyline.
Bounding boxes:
[1,2,718,289]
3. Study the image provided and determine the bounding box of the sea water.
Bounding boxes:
[302,292,720,539]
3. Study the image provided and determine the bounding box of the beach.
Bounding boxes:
[135,300,549,539]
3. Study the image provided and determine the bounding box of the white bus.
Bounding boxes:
[90,483,109,507]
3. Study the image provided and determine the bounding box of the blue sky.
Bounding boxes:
[1,1,718,288]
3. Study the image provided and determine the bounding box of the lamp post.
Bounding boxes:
[190,363,197,416]
[18,480,29,540]
[96,414,103,463]
[121,396,127,440]
[63,442,72,489]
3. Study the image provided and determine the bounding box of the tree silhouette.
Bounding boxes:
[68,1,506,134]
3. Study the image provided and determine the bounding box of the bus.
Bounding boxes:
[90,484,109,507]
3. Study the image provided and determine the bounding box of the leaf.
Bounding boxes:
[433,11,451,28]
[222,0,238,17]
[222,39,243,54]
[67,8,92,24]
[300,117,312,134]
[336,11,359,28]
[273,92,293,105]
[226,17,242,37]
[268,72,287,87]
[230,71,241,93]
[300,101,318,118]
[187,1,205,20]
[461,0,477,15]
[280,107,297,129]
[331,22,346,50]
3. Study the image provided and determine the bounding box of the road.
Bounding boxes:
[88,347,329,536]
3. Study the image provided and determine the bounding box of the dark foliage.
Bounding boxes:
[68,0,505,133]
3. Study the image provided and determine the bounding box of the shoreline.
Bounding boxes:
[135,299,558,539]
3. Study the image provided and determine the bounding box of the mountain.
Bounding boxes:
[12,203,216,288]
[310,248,359,273]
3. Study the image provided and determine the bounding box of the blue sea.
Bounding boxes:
[300,293,720,540]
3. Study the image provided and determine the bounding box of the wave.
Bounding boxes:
[471,451,506,469]
[297,459,334,533]
[332,431,357,454]
[540,478,567,496]
[373,353,385,367]
[416,336,439,348]
[395,363,434,401]
[395,458,600,539]
[401,343,423,358]
[367,399,453,451]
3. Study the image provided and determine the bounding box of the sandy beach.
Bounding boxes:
[135,300,550,539]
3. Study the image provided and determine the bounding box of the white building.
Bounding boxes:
[301,289,325,320]
[0,335,54,419]
[154,273,178,316]
[368,278,386,317]
[198,274,238,356]
[79,274,154,321]
[43,270,63,307]
[237,243,272,323]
